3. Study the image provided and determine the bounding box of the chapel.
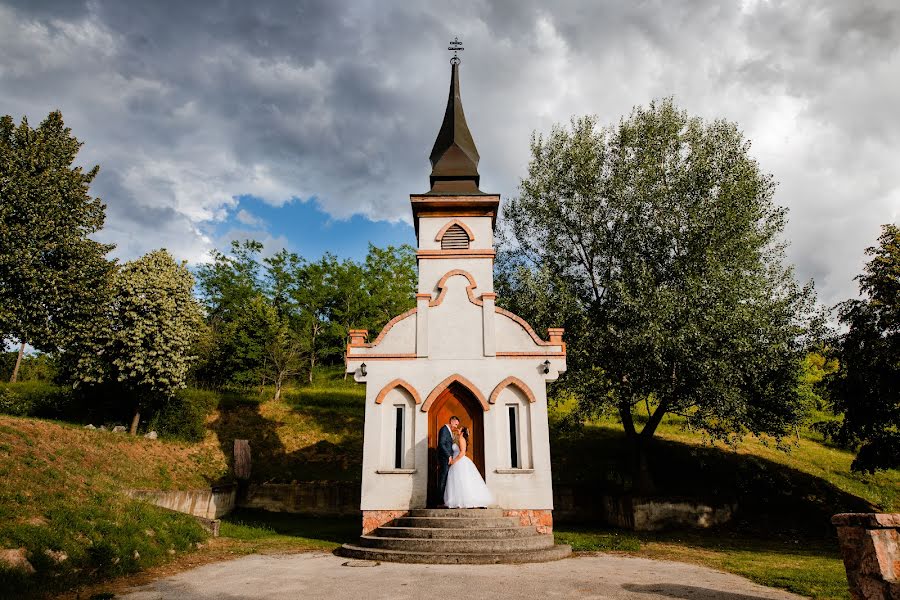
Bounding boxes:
[344,54,567,544]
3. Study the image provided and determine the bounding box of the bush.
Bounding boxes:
[0,382,73,418]
[147,388,219,442]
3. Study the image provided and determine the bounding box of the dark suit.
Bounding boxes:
[436,425,454,505]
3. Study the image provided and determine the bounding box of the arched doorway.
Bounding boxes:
[427,382,486,507]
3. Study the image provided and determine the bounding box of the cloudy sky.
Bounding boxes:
[1,0,898,308]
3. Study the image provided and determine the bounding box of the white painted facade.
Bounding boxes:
[346,210,567,512]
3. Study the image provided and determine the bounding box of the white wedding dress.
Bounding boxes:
[444,442,496,508]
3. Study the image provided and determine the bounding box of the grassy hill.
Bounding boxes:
[0,415,228,599]
[2,367,898,599]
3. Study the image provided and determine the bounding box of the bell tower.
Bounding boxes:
[412,56,501,359]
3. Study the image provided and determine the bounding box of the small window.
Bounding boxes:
[441,224,470,250]
[394,405,404,469]
[508,405,519,468]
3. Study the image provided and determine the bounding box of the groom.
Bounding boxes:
[436,415,460,508]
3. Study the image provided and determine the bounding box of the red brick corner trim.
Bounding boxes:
[421,373,490,412]
[375,379,422,405]
[489,376,537,404]
[434,218,475,242]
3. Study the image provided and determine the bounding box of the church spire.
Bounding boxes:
[428,39,481,193]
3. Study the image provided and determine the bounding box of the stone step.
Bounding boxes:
[392,516,520,529]
[375,526,538,540]
[336,543,572,565]
[359,534,555,553]
[407,508,504,518]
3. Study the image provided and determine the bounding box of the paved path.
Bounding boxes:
[119,552,805,600]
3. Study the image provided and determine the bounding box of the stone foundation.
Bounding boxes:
[362,510,409,535]
[832,513,900,600]
[503,509,553,534]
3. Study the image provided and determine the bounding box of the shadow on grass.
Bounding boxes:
[207,374,365,483]
[552,423,876,538]
[220,508,357,545]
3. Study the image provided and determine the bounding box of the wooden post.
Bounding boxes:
[233,439,251,480]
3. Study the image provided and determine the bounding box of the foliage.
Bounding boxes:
[826,224,900,472]
[500,99,823,473]
[0,112,115,381]
[194,241,416,390]
[72,250,205,432]
[146,388,219,442]
[0,382,73,418]
[797,351,839,417]
[0,352,57,383]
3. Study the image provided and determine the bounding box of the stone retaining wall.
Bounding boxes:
[241,482,361,516]
[126,484,236,520]
[553,486,735,531]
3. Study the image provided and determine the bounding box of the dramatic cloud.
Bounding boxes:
[1,0,897,308]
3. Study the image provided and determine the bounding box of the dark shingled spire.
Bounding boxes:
[428,62,481,193]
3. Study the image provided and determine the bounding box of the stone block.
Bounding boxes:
[833,513,900,600]
[0,548,35,574]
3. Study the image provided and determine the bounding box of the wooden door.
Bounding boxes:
[427,382,485,506]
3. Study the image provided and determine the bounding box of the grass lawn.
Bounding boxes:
[4,367,898,600]
[0,416,229,599]
[555,526,849,600]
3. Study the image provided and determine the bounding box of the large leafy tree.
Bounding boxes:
[500,99,821,488]
[0,111,114,381]
[76,250,204,433]
[827,224,899,472]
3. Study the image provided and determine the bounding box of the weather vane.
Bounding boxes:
[448,36,464,65]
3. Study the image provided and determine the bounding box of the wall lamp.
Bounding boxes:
[360,363,367,377]
[541,360,551,374]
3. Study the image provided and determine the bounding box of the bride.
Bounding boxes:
[444,426,496,508]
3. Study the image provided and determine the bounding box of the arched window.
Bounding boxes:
[440,223,470,250]
[380,385,417,470]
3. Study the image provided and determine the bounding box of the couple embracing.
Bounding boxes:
[436,416,495,508]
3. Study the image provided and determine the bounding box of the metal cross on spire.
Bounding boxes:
[448,36,464,65]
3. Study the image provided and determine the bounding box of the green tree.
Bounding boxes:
[501,99,821,489]
[293,255,334,384]
[196,240,264,323]
[827,224,899,472]
[363,244,417,328]
[0,111,114,381]
[76,250,204,434]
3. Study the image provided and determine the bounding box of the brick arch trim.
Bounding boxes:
[374,378,422,405]
[489,376,537,404]
[421,373,490,412]
[434,219,475,242]
[429,269,483,307]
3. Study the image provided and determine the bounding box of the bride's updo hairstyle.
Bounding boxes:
[460,427,470,442]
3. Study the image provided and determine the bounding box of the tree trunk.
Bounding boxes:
[9,341,25,383]
[274,374,283,402]
[129,409,140,435]
[619,404,657,494]
[308,355,315,384]
[628,436,657,495]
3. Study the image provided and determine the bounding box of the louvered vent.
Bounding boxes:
[441,224,470,250]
